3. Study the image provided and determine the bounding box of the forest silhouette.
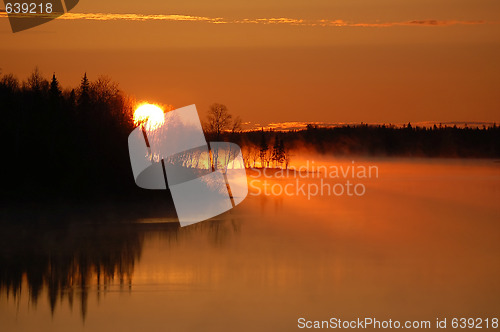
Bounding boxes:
[235,122,500,169]
[1,69,498,199]
[1,68,137,200]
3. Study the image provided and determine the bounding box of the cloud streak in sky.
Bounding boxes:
[0,12,493,27]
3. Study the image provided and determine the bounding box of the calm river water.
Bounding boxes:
[1,159,499,331]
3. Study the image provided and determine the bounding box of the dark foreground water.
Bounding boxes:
[1,159,499,331]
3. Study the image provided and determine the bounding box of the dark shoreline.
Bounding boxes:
[0,190,178,225]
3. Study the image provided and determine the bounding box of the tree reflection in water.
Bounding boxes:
[0,201,240,321]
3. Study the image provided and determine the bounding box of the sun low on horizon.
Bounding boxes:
[133,102,165,131]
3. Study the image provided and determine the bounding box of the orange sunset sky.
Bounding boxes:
[1,0,499,125]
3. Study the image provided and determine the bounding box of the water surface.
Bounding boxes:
[1,159,499,331]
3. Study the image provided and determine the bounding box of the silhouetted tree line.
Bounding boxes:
[1,68,137,200]
[236,123,499,165]
[200,104,499,166]
[2,69,497,200]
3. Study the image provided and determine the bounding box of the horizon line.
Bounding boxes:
[243,121,499,131]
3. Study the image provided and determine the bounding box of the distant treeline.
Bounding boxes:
[233,123,500,168]
[1,69,498,199]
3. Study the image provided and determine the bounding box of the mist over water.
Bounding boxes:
[1,158,499,331]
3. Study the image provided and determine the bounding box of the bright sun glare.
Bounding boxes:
[133,103,165,131]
